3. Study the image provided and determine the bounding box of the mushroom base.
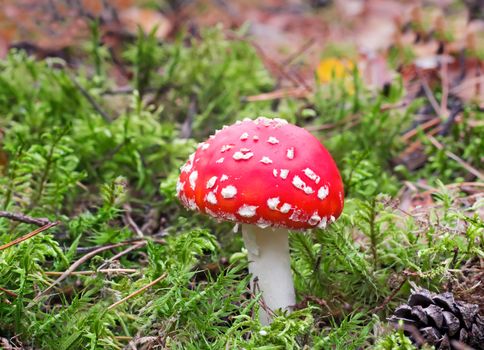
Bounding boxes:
[242,224,296,325]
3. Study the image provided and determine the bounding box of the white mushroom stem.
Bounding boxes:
[242,224,296,325]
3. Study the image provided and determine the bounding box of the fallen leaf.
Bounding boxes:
[316,57,355,83]
[119,7,172,39]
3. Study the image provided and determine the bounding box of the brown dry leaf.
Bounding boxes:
[119,7,172,39]
[359,52,394,89]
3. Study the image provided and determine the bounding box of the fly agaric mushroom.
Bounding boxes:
[176,117,344,324]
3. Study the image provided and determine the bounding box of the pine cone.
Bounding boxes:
[389,288,484,349]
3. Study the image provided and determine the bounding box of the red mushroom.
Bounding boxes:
[177,117,344,324]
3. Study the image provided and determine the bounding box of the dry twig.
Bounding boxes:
[97,241,147,270]
[371,277,407,314]
[123,203,144,238]
[427,135,484,180]
[32,241,133,303]
[0,211,53,226]
[107,272,167,311]
[244,87,309,102]
[44,268,138,276]
[0,222,58,251]
[0,286,18,298]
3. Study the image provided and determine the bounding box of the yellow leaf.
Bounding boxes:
[316,58,355,83]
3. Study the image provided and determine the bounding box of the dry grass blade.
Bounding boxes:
[123,203,144,238]
[32,241,133,303]
[401,117,441,142]
[107,272,167,311]
[0,222,58,251]
[418,70,442,117]
[0,286,18,298]
[97,241,147,270]
[244,87,309,102]
[427,135,484,180]
[44,268,138,276]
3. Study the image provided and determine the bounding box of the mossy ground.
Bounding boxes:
[0,6,483,350]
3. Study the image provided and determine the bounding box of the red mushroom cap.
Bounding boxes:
[176,117,344,230]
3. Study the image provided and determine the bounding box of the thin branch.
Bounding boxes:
[44,268,137,276]
[282,38,316,66]
[0,222,58,251]
[107,272,167,311]
[32,241,133,303]
[243,87,309,102]
[0,286,18,298]
[73,236,164,254]
[401,117,441,142]
[68,73,112,122]
[97,241,147,270]
[427,135,484,180]
[440,60,449,119]
[371,277,407,314]
[0,211,53,226]
[122,203,144,238]
[417,69,442,117]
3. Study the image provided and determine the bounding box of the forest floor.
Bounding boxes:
[0,0,483,349]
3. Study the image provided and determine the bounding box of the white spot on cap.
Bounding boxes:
[255,117,272,126]
[205,208,218,217]
[260,156,273,164]
[216,157,224,164]
[179,194,188,206]
[199,142,210,150]
[233,151,254,160]
[308,213,321,226]
[206,191,217,204]
[273,169,278,177]
[318,217,328,229]
[243,118,252,122]
[220,174,229,181]
[221,185,237,199]
[267,197,280,210]
[303,168,320,183]
[224,213,237,221]
[274,118,288,125]
[240,132,249,140]
[286,148,295,160]
[180,153,195,173]
[176,180,185,196]
[221,145,233,153]
[280,169,289,179]
[318,186,329,200]
[240,148,251,152]
[280,203,291,213]
[238,205,258,218]
[187,199,198,211]
[253,135,259,141]
[267,136,279,144]
[330,215,336,223]
[292,175,314,194]
[206,176,217,189]
[189,171,198,190]
[304,186,314,194]
[289,209,303,222]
